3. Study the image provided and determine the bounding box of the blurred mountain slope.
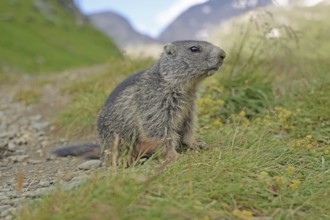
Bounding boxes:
[88,11,158,48]
[0,0,121,74]
[157,0,273,42]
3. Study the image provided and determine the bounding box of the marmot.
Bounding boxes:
[54,40,226,163]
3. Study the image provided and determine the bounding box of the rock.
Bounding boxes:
[8,198,22,206]
[27,159,43,164]
[25,187,53,198]
[63,181,81,190]
[0,140,7,148]
[0,207,16,218]
[7,142,16,151]
[0,205,11,213]
[38,181,51,187]
[9,155,29,162]
[0,194,8,201]
[4,215,14,220]
[61,172,74,182]
[40,140,50,148]
[78,160,101,170]
[0,207,16,220]
[0,188,11,193]
[46,154,56,161]
[0,199,11,206]
[71,174,89,182]
[36,131,46,137]
[30,115,42,122]
[13,134,29,145]
[0,132,16,139]
[0,124,6,133]
[31,122,49,131]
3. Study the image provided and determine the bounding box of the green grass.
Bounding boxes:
[54,58,154,138]
[14,87,42,105]
[16,4,330,220]
[0,71,20,85]
[0,0,121,74]
[18,101,330,219]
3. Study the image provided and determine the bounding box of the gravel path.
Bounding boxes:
[0,65,107,219]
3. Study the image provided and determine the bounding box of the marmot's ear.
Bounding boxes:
[164,44,177,57]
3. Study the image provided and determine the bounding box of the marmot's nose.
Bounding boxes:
[219,49,226,60]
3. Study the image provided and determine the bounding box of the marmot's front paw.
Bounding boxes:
[164,148,180,161]
[190,141,209,150]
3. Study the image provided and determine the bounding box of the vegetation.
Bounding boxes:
[14,88,42,105]
[12,4,330,220]
[0,0,121,75]
[55,57,154,138]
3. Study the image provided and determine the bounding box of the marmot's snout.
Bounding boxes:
[219,48,226,60]
[208,47,226,73]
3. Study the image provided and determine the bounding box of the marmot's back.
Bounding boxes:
[102,70,145,108]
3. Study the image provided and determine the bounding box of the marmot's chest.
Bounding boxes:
[161,91,196,122]
[137,90,196,137]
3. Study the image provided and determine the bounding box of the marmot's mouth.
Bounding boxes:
[208,67,219,71]
[206,67,219,76]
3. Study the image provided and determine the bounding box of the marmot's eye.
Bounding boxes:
[189,46,200,52]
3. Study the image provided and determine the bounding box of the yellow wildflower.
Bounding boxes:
[286,166,295,175]
[306,144,313,150]
[239,110,246,117]
[306,134,313,140]
[260,171,269,177]
[212,119,223,128]
[232,209,253,220]
[289,179,301,190]
[274,176,287,186]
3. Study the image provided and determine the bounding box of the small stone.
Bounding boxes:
[36,131,46,137]
[0,207,16,218]
[0,132,16,139]
[9,155,29,162]
[27,159,43,164]
[7,142,16,151]
[61,172,74,182]
[0,188,11,193]
[0,124,6,133]
[25,187,53,198]
[71,174,88,182]
[78,160,101,170]
[46,154,56,161]
[8,198,22,206]
[63,181,81,190]
[0,205,11,213]
[31,122,49,131]
[14,149,26,154]
[38,181,51,187]
[36,149,44,157]
[5,215,13,220]
[59,138,67,143]
[0,140,7,148]
[40,140,50,148]
[0,199,11,205]
[0,194,8,201]
[13,134,29,145]
[30,115,42,121]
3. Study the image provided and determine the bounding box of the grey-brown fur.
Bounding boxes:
[97,40,226,162]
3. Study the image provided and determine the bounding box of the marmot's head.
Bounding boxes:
[159,40,226,84]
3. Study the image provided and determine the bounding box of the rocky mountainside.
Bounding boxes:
[157,0,273,43]
[88,11,158,48]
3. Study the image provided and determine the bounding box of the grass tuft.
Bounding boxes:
[14,88,42,105]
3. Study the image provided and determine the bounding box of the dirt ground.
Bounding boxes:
[0,65,108,219]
